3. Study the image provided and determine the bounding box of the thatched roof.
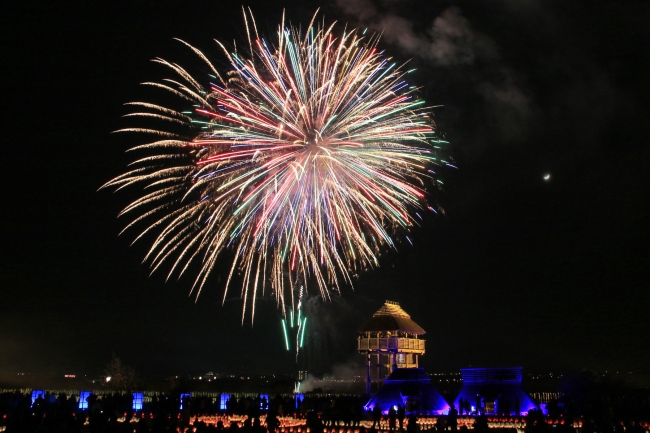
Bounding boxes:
[357,301,426,335]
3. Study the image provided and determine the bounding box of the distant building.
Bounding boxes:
[453,367,539,415]
[364,368,451,415]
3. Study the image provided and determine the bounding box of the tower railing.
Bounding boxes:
[358,337,425,353]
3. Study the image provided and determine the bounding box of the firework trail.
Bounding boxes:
[103,10,449,322]
[281,287,308,361]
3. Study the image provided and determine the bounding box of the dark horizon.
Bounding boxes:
[2,0,648,379]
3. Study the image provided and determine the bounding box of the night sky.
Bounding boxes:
[2,0,649,379]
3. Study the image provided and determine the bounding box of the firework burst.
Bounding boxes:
[103,10,448,322]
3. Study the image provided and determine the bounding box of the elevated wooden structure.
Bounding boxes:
[357,301,426,394]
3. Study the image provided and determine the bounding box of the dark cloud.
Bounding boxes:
[336,0,533,147]
[333,0,644,158]
[477,71,533,141]
[336,1,497,65]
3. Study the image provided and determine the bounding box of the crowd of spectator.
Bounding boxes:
[0,391,368,433]
[1,390,648,433]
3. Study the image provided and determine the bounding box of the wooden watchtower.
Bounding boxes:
[358,301,426,394]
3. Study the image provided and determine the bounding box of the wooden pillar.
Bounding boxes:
[366,352,371,395]
[376,353,381,384]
